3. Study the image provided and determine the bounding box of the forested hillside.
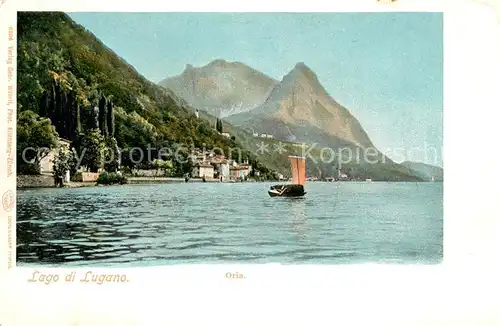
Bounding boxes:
[17,12,271,178]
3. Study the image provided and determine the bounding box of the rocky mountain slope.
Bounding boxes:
[226,62,376,151]
[159,60,278,117]
[159,61,430,181]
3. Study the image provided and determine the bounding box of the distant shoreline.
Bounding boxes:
[16,174,442,190]
[16,175,256,189]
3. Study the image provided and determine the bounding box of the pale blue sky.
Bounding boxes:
[68,12,443,166]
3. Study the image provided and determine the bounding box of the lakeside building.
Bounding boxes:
[39,138,71,174]
[229,166,246,180]
[229,164,252,180]
[238,163,252,177]
[192,163,215,179]
[211,157,230,180]
[39,138,72,183]
[189,148,255,180]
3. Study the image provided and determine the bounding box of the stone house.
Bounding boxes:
[229,166,244,180]
[192,163,215,179]
[212,160,230,180]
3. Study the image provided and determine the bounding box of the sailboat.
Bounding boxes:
[268,156,307,197]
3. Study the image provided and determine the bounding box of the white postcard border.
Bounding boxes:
[1,0,500,325]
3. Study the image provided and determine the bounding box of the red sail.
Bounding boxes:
[289,156,306,185]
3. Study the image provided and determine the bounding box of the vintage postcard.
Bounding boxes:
[1,0,499,325]
[15,11,444,267]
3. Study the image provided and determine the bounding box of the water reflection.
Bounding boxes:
[17,190,147,264]
[289,198,308,238]
[17,183,444,266]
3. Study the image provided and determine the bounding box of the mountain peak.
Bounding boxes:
[294,62,311,71]
[160,59,278,118]
[283,62,320,86]
[208,58,231,67]
[182,59,232,73]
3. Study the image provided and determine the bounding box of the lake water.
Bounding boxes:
[17,182,443,266]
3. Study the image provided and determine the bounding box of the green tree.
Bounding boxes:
[216,118,224,133]
[17,39,68,113]
[17,110,59,174]
[104,136,120,172]
[75,99,82,135]
[106,97,115,137]
[80,128,106,172]
[80,105,99,131]
[171,146,193,177]
[52,144,74,186]
[98,94,108,137]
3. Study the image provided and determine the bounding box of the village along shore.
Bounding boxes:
[17,140,272,189]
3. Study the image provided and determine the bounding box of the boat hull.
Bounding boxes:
[268,184,306,197]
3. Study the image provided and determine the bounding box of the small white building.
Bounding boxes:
[39,138,71,175]
[221,132,231,138]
